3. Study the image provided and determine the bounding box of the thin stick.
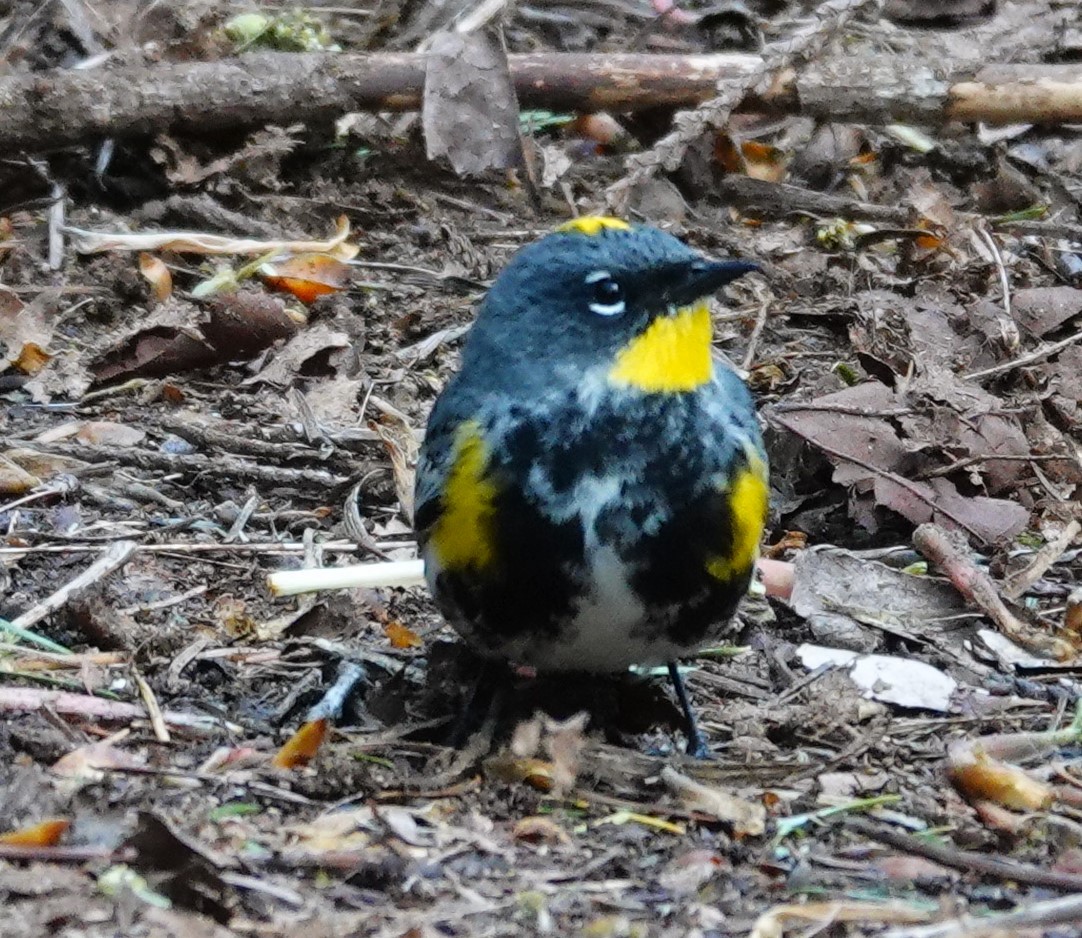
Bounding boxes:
[1001,519,1081,600]
[116,583,208,616]
[132,667,170,744]
[10,539,137,633]
[0,645,126,670]
[913,522,1073,660]
[0,686,242,734]
[0,539,374,557]
[977,224,1011,321]
[882,895,1082,938]
[741,289,771,371]
[267,559,426,597]
[847,817,1082,892]
[965,328,1082,381]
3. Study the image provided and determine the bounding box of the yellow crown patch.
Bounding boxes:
[556,216,631,237]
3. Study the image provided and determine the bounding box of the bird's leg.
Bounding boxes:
[667,661,710,759]
[449,659,505,748]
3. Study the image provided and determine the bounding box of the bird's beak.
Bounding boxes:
[664,259,759,309]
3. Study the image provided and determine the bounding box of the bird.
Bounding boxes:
[413,216,767,756]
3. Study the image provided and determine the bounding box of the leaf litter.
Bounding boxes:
[1,0,1082,936]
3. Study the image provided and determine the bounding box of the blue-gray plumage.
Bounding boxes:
[413,218,767,754]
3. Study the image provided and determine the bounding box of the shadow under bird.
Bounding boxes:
[414,216,766,756]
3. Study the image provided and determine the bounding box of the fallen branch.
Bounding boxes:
[882,894,1082,938]
[717,175,913,224]
[913,523,1075,660]
[1001,519,1081,600]
[10,539,136,633]
[847,817,1082,893]
[0,686,242,734]
[1,53,1080,155]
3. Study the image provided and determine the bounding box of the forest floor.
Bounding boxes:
[2,0,1082,936]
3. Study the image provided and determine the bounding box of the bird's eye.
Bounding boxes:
[585,270,625,317]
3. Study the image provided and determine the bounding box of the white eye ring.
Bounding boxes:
[585,269,626,317]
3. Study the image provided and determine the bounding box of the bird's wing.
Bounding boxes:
[413,387,502,575]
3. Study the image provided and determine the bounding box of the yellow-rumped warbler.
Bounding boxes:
[414,217,767,755]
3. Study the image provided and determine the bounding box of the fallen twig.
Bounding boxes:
[21,442,353,489]
[0,646,125,670]
[10,539,136,633]
[132,667,170,744]
[0,53,1078,155]
[1001,519,1082,600]
[66,215,354,256]
[964,328,1082,382]
[0,686,242,734]
[913,523,1074,659]
[268,559,426,596]
[0,540,377,558]
[717,175,913,225]
[847,817,1082,892]
[882,894,1082,938]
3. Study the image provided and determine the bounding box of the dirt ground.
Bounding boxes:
[2,0,1082,936]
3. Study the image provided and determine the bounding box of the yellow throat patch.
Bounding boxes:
[556,216,631,236]
[608,302,713,393]
[430,422,498,572]
[706,453,769,584]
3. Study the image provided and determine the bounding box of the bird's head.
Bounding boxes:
[467,217,758,394]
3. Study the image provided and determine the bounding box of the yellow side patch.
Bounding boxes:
[430,422,498,572]
[608,302,712,393]
[556,216,631,236]
[706,456,769,583]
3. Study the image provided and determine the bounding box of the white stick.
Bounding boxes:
[267,559,426,597]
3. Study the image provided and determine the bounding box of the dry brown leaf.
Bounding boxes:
[0,453,39,494]
[657,849,730,896]
[242,323,350,387]
[0,291,56,375]
[14,342,52,375]
[542,712,589,795]
[260,253,351,304]
[272,718,328,770]
[750,900,931,938]
[139,253,173,303]
[52,742,142,797]
[200,290,299,358]
[948,748,1053,811]
[285,806,376,851]
[383,621,422,649]
[660,766,766,837]
[484,754,555,792]
[4,448,88,480]
[74,421,146,447]
[512,816,572,845]
[374,416,419,522]
[1011,286,1082,339]
[0,818,70,847]
[422,28,524,177]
